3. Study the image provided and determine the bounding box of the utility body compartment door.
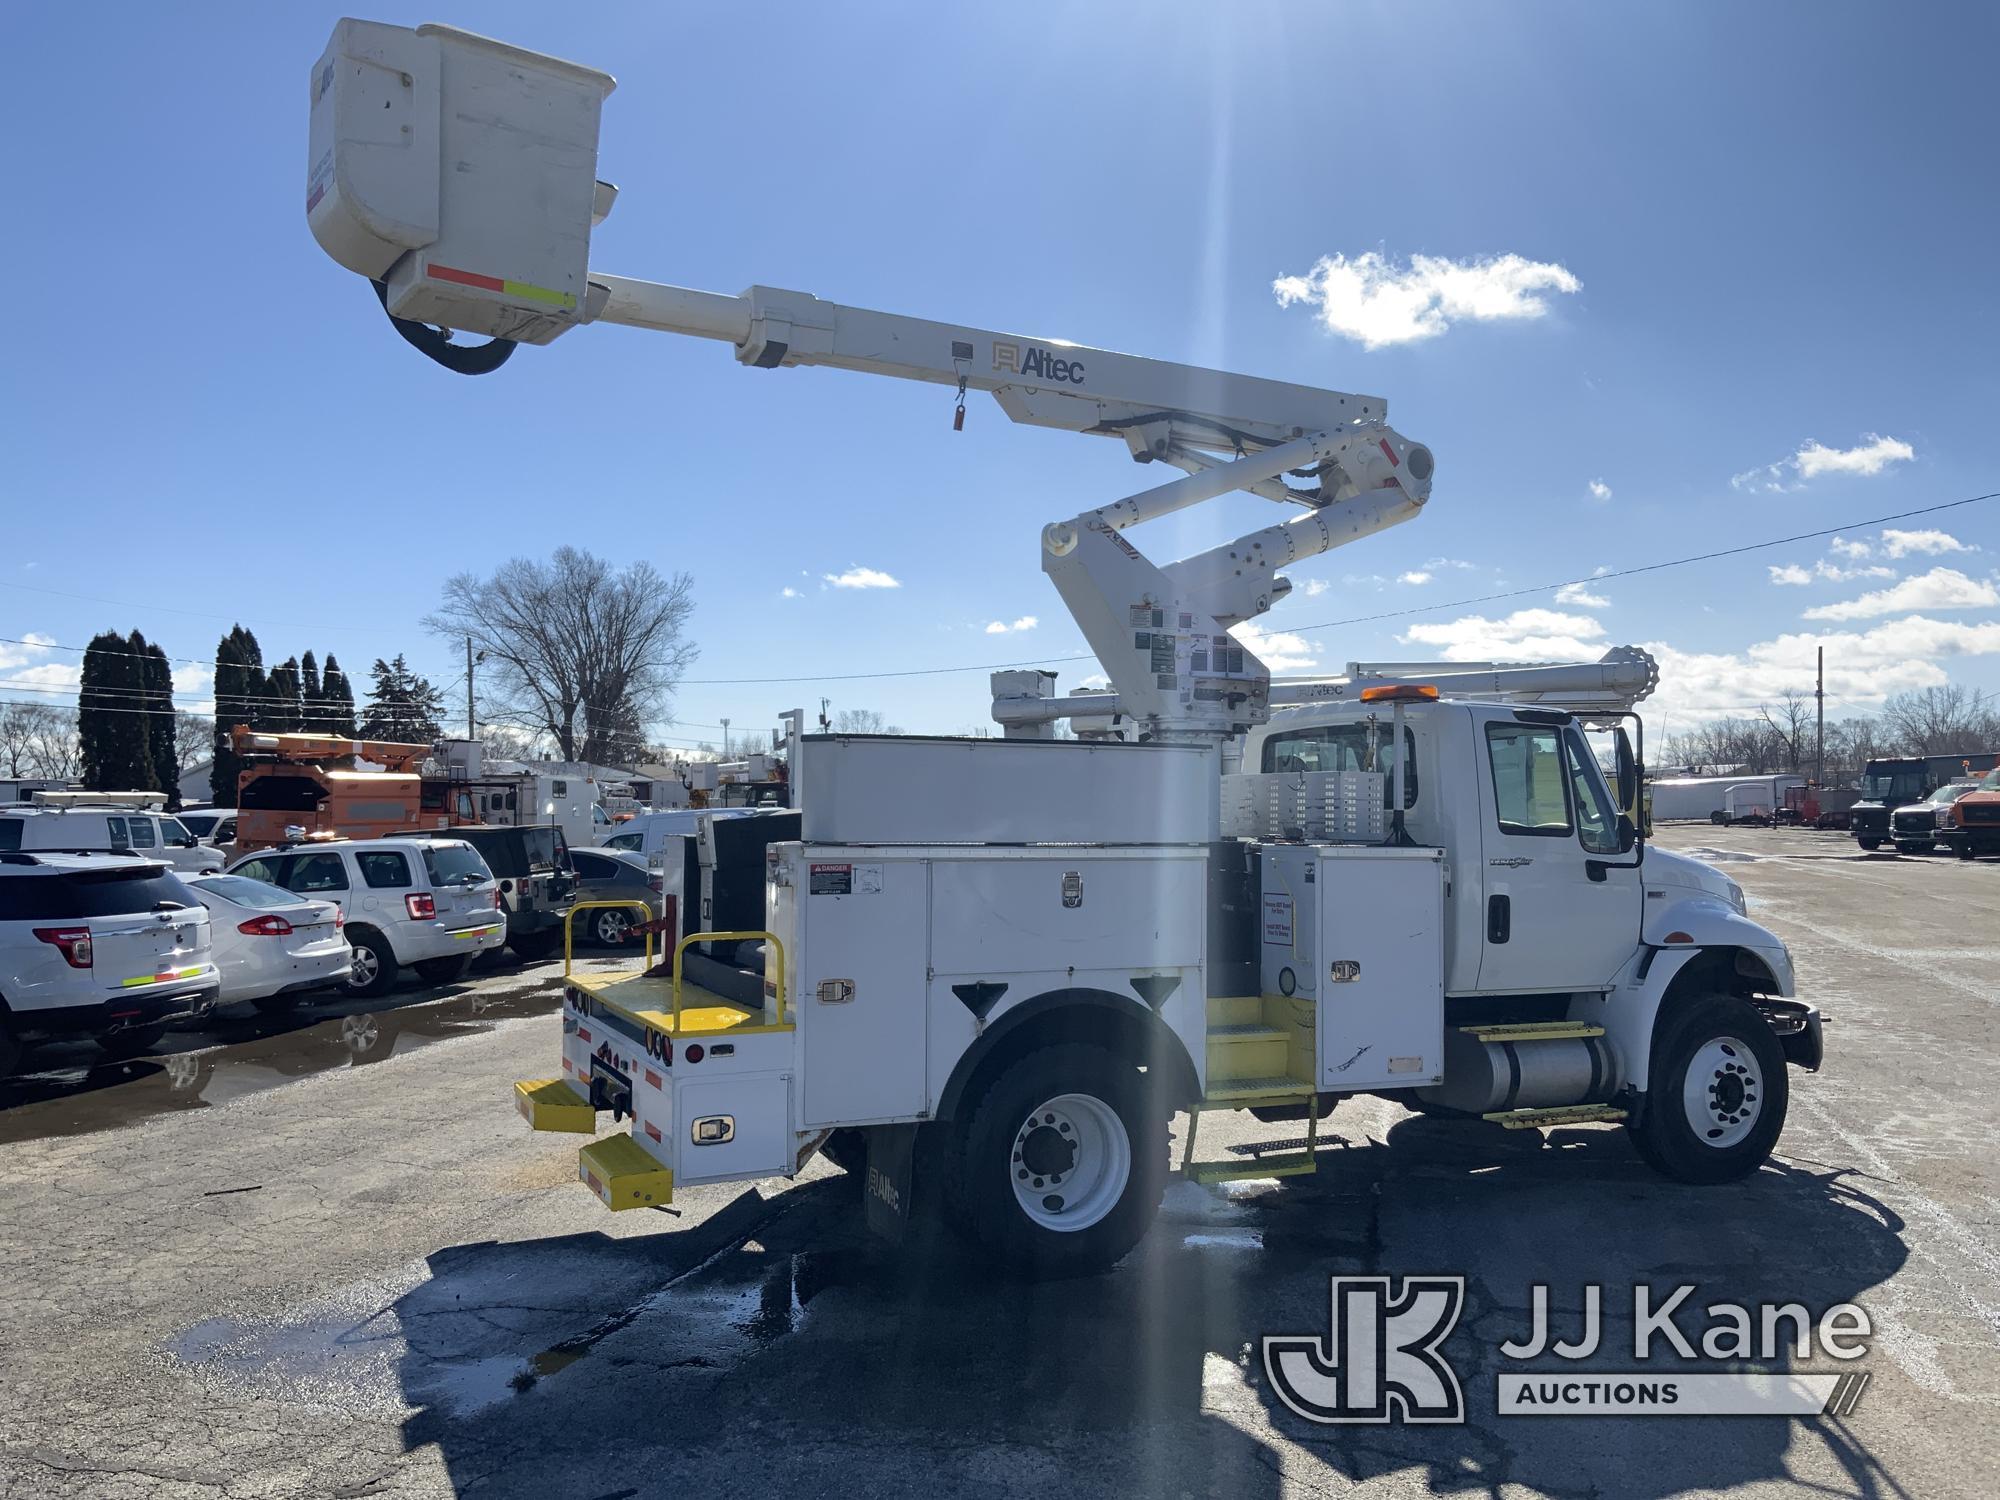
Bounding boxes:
[1302,847,1446,1092]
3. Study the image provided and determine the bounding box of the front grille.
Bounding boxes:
[1892,813,1933,833]
[1961,801,2000,825]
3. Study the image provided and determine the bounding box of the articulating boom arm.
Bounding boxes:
[307,20,1435,743]
[1270,646,1661,725]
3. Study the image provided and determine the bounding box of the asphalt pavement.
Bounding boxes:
[2,826,1996,1498]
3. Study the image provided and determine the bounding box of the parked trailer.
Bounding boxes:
[1645,774,1803,825]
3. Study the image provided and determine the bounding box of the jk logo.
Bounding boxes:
[1263,1276,1466,1424]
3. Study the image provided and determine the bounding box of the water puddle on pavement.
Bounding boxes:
[0,982,564,1146]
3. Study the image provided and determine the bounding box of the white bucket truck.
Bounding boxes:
[307,19,1821,1275]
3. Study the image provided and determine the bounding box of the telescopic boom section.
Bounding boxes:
[306,19,1435,743]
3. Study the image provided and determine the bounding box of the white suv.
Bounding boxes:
[0,803,225,874]
[0,853,220,1075]
[224,838,505,996]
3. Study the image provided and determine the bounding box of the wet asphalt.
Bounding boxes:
[2,825,1997,1498]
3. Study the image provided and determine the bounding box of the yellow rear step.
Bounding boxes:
[514,1077,596,1134]
[578,1133,675,1210]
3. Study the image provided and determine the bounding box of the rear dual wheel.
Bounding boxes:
[940,1042,1167,1278]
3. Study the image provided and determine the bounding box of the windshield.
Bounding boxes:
[422,844,490,887]
[1978,768,2000,791]
[194,874,308,910]
[1930,783,1976,804]
[1861,772,1921,801]
[178,813,220,836]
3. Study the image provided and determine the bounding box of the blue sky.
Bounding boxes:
[6,2,1999,752]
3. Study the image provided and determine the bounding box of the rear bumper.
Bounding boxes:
[14,983,220,1041]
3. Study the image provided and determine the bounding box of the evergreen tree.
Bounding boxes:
[359,655,445,742]
[300,651,324,735]
[322,654,358,737]
[266,657,304,734]
[79,630,159,792]
[135,633,179,809]
[210,624,265,805]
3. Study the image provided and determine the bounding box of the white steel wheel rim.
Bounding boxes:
[1010,1092,1130,1232]
[347,945,379,988]
[1683,1036,1763,1149]
[596,909,632,944]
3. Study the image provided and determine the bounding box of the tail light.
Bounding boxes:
[490,888,502,909]
[33,927,93,969]
[334,907,345,930]
[238,914,296,937]
[406,892,437,920]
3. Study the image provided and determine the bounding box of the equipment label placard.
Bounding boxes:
[1263,894,1294,946]
[809,863,852,896]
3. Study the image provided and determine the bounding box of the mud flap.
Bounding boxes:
[864,1123,918,1244]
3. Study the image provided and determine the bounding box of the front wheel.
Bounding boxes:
[1856,837,1882,851]
[1629,992,1788,1184]
[941,1041,1166,1278]
[1954,842,1976,861]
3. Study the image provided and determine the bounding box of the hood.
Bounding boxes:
[1644,847,1744,911]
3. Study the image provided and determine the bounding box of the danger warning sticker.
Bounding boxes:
[810,863,852,896]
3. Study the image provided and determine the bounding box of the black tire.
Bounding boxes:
[819,1127,870,1177]
[1857,837,1881,852]
[592,906,639,947]
[1894,842,1926,856]
[1955,843,1976,861]
[1630,992,1788,1184]
[508,928,563,961]
[343,928,398,997]
[97,1025,167,1058]
[0,1013,24,1077]
[939,1041,1167,1278]
[1709,812,1727,825]
[414,954,475,984]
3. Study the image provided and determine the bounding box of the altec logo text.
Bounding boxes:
[993,340,1086,385]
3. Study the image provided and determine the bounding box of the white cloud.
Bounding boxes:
[1425,557,1478,572]
[1587,479,1612,502]
[1555,581,1610,607]
[780,586,801,599]
[1732,433,1915,493]
[1830,535,1872,560]
[1399,607,1608,662]
[1770,557,1897,586]
[983,615,1039,635]
[1079,673,1110,689]
[1271,251,1581,350]
[1800,567,2000,622]
[1648,615,2000,721]
[1229,620,1320,673]
[0,635,58,671]
[823,566,900,590]
[1397,570,1433,586]
[1768,564,1813,586]
[1300,578,1331,598]
[1881,528,1973,558]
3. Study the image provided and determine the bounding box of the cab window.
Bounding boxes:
[1260,723,1419,808]
[1485,723,1573,837]
[105,815,128,846]
[1562,727,1621,855]
[286,852,350,893]
[160,817,192,844]
[125,817,157,848]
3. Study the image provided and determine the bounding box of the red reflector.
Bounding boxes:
[1664,931,1694,945]
[685,1044,705,1064]
[406,892,436,920]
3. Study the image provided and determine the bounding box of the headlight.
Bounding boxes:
[1723,878,1746,914]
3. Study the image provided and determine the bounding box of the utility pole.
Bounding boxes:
[1815,646,1825,786]
[720,717,730,760]
[466,637,476,739]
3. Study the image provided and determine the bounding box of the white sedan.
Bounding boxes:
[183,873,351,1012]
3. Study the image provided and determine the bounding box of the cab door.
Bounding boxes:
[1473,717,1642,994]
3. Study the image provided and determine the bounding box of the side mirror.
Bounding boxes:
[184,837,201,849]
[1614,727,1638,815]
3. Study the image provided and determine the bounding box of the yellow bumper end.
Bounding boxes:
[515,1078,596,1134]
[578,1133,674,1211]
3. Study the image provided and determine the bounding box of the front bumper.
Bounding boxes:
[1757,998,1823,1072]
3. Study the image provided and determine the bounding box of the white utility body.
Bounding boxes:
[309,20,1822,1277]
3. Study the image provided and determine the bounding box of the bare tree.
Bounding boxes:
[174,712,216,781]
[429,548,699,763]
[21,705,81,780]
[1880,685,1998,757]
[1756,690,1813,774]
[831,708,902,735]
[0,704,37,777]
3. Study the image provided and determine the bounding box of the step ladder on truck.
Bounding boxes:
[307,19,1825,1277]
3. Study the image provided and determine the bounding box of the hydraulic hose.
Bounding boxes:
[370,280,517,376]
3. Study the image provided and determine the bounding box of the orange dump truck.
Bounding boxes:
[230,728,481,853]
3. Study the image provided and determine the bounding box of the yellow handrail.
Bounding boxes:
[562,900,656,977]
[673,930,787,1029]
